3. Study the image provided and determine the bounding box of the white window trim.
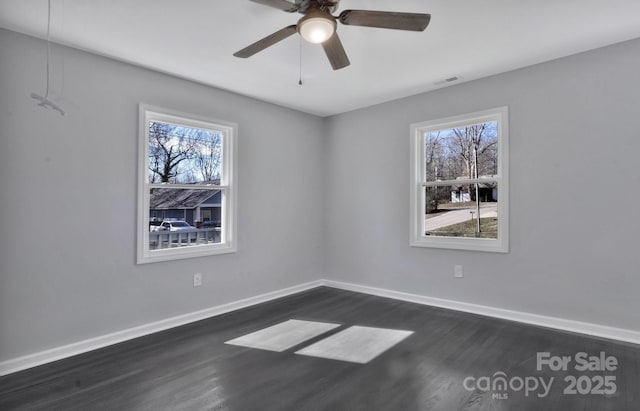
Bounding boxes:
[409,106,509,253]
[137,104,238,264]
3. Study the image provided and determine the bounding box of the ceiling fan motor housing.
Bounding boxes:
[296,0,340,14]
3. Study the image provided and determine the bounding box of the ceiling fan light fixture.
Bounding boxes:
[299,15,336,44]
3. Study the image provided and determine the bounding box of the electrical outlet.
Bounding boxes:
[454,265,464,278]
[193,273,202,287]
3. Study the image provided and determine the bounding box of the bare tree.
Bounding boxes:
[425,131,449,212]
[193,131,222,183]
[450,123,498,233]
[451,124,497,179]
[425,131,443,180]
[148,122,224,184]
[148,122,199,183]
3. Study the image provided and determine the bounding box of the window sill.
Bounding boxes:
[137,242,237,264]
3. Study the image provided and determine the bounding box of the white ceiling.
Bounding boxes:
[1,0,640,117]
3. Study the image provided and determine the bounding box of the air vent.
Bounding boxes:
[434,75,463,86]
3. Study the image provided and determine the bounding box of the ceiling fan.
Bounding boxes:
[234,0,431,70]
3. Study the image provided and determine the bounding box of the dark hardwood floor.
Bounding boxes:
[1,287,638,410]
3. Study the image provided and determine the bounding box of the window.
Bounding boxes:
[410,107,508,252]
[137,105,237,264]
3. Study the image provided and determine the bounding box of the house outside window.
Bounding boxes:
[137,105,237,264]
[410,107,509,252]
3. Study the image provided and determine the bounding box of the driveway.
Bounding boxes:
[425,204,497,231]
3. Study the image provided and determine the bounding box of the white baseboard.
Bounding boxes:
[3,278,638,376]
[0,280,324,376]
[320,279,640,345]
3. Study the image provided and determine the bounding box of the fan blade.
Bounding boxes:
[234,25,298,58]
[321,32,350,70]
[249,0,299,13]
[338,10,431,31]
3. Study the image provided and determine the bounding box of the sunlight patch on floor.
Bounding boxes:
[224,319,341,352]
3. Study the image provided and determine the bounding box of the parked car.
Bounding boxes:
[149,220,164,232]
[200,220,221,229]
[198,220,221,243]
[160,220,195,231]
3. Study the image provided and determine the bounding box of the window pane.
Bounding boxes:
[148,187,222,250]
[424,184,499,239]
[148,121,223,184]
[424,121,498,181]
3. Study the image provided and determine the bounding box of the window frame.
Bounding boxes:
[409,106,509,253]
[137,104,237,264]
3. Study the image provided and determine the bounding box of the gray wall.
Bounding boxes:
[324,38,640,332]
[2,27,640,363]
[0,29,325,361]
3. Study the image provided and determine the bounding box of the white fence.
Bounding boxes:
[149,228,220,249]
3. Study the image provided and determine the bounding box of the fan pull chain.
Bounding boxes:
[45,0,52,99]
[298,36,303,86]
